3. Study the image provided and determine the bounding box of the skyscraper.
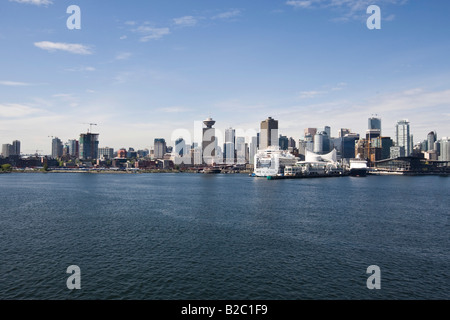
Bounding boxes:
[51,137,63,159]
[175,138,187,157]
[304,128,317,138]
[279,135,289,150]
[368,116,382,132]
[427,131,437,151]
[395,120,411,156]
[236,136,246,164]
[260,117,278,150]
[68,139,79,158]
[249,136,257,165]
[12,140,20,156]
[154,138,167,159]
[79,133,99,160]
[224,127,235,164]
[438,137,449,161]
[1,144,13,158]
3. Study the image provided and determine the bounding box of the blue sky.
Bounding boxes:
[1,0,449,154]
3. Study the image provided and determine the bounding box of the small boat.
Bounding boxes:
[202,166,221,174]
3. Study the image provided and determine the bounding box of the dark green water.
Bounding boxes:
[0,173,448,299]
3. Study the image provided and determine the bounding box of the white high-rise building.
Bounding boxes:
[439,137,450,161]
[395,120,412,156]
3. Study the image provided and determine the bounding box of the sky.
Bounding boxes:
[1,0,449,154]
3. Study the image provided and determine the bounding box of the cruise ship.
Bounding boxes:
[254,146,298,177]
[349,158,368,176]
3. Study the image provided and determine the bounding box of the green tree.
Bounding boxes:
[1,164,12,172]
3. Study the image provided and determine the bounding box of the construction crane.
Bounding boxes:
[82,123,97,133]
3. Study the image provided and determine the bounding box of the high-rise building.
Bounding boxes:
[368,116,382,131]
[51,137,63,159]
[249,136,257,165]
[288,137,296,149]
[236,136,246,164]
[79,133,99,160]
[323,126,331,138]
[304,128,317,138]
[314,131,330,154]
[427,131,437,152]
[12,140,20,156]
[260,117,278,150]
[342,133,360,159]
[175,138,187,157]
[68,139,79,158]
[339,128,351,138]
[202,117,216,165]
[99,147,114,160]
[154,138,167,159]
[224,127,235,164]
[314,132,324,154]
[1,144,14,158]
[395,120,411,156]
[279,135,289,150]
[438,137,449,161]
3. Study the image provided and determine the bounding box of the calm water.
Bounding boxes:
[0,173,448,300]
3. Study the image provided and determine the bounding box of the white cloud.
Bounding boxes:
[120,35,127,40]
[286,1,315,8]
[0,81,31,86]
[299,90,326,98]
[34,41,93,55]
[157,106,192,113]
[65,66,96,72]
[52,93,79,108]
[0,103,42,118]
[9,0,52,6]
[173,16,198,27]
[115,52,132,60]
[212,9,242,20]
[286,0,408,21]
[133,26,171,42]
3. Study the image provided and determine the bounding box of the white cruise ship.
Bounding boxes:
[254,146,297,177]
[349,158,368,176]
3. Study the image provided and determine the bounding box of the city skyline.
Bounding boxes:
[1,1,450,153]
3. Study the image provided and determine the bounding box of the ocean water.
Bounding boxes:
[0,173,448,300]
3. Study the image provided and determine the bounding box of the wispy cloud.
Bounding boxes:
[0,103,43,118]
[173,16,198,27]
[212,9,242,20]
[299,90,326,99]
[9,0,53,6]
[157,106,192,113]
[52,93,79,108]
[0,81,32,86]
[65,66,96,72]
[286,1,315,9]
[286,0,408,21]
[34,41,93,55]
[133,26,171,42]
[115,52,132,60]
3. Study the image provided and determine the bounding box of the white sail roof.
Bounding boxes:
[305,149,337,163]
